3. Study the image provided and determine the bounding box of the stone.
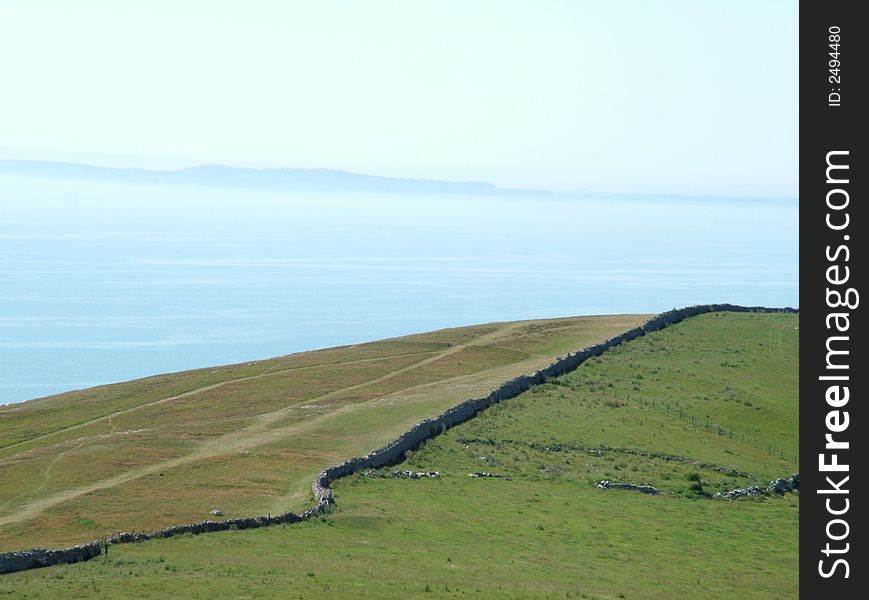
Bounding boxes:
[595,480,659,495]
[766,472,800,495]
[717,472,799,500]
[468,472,511,480]
[714,486,765,500]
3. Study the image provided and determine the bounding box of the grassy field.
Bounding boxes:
[0,313,644,551]
[0,311,798,598]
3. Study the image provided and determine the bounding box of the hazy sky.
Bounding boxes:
[0,1,797,196]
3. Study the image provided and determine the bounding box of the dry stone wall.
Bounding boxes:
[0,543,100,574]
[0,304,797,575]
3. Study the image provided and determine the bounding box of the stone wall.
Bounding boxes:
[306,304,796,509]
[0,543,100,574]
[0,304,797,575]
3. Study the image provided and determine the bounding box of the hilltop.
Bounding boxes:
[0,313,643,551]
[0,309,798,598]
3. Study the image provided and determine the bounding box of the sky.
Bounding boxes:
[0,1,798,196]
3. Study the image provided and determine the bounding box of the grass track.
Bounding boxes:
[0,314,642,550]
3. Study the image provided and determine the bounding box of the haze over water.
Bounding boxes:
[0,171,797,404]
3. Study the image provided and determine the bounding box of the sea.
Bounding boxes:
[0,174,798,404]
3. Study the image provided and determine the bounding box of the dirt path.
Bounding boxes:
[0,350,440,457]
[0,322,529,527]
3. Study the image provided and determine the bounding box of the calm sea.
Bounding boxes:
[0,175,798,404]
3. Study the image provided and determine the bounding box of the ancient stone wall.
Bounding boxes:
[306,304,796,508]
[0,543,100,574]
[0,304,796,575]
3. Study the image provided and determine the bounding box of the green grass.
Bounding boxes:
[0,311,798,598]
[0,314,642,550]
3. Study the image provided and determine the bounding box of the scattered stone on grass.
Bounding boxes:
[363,470,440,479]
[715,473,799,500]
[595,480,659,495]
[468,472,511,480]
[713,486,765,500]
[767,473,799,494]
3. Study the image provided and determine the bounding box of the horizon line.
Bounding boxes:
[0,158,798,203]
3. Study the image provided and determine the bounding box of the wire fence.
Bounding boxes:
[561,382,799,467]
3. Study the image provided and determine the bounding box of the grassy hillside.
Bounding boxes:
[0,313,644,551]
[1,311,798,598]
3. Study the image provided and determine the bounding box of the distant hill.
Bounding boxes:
[0,160,544,197]
[0,160,799,204]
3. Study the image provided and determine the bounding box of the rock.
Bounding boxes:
[767,472,800,495]
[363,470,440,479]
[714,486,765,500]
[468,472,511,480]
[715,472,799,501]
[595,480,658,495]
[767,479,790,494]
